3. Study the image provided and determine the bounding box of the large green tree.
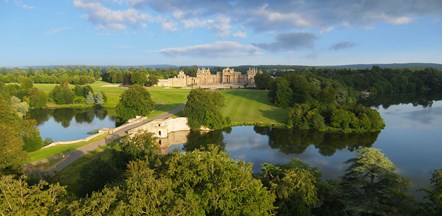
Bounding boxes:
[0,97,28,175]
[69,146,275,215]
[254,72,272,89]
[419,169,442,215]
[183,88,229,130]
[50,83,75,104]
[28,87,48,108]
[260,159,320,215]
[340,147,413,215]
[116,85,154,122]
[269,78,293,107]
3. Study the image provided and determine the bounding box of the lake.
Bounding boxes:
[29,98,442,192]
[28,107,117,141]
[170,98,442,192]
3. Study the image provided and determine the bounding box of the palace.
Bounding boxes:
[156,67,258,87]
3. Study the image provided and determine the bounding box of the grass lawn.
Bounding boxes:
[147,87,190,118]
[221,89,289,125]
[29,134,108,162]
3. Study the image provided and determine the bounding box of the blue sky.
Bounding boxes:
[1,0,442,67]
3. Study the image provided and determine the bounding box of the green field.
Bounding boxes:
[220,89,288,125]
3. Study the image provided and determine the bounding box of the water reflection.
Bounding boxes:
[28,107,117,141]
[28,108,116,128]
[166,126,380,177]
[253,127,380,156]
[360,93,442,109]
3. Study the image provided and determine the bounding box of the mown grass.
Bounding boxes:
[147,87,190,118]
[220,89,289,125]
[29,134,108,162]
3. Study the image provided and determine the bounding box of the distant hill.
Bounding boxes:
[322,63,442,69]
[6,63,442,70]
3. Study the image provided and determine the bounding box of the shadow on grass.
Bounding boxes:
[259,109,289,124]
[222,89,271,104]
[154,103,185,113]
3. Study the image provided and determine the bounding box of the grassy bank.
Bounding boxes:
[29,134,108,162]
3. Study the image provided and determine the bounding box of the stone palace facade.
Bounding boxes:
[156,67,258,87]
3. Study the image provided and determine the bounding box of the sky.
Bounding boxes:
[1,0,442,67]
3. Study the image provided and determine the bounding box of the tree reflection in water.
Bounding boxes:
[254,126,380,156]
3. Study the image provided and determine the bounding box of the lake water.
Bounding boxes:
[28,108,116,141]
[170,99,442,192]
[29,98,442,191]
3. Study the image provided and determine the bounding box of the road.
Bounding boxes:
[28,105,185,172]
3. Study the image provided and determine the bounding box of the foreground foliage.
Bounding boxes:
[0,175,68,215]
[339,148,414,215]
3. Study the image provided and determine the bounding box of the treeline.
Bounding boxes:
[102,67,177,85]
[315,66,442,95]
[255,66,442,132]
[0,66,182,86]
[1,130,441,215]
[0,66,101,84]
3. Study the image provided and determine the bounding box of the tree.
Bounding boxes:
[116,85,154,122]
[28,87,48,108]
[130,71,148,85]
[254,73,272,89]
[0,97,28,175]
[85,91,95,105]
[74,85,93,97]
[69,146,275,215]
[0,175,67,215]
[419,169,442,215]
[146,75,159,87]
[340,147,413,215]
[10,96,29,118]
[94,92,105,106]
[21,119,44,152]
[119,132,159,162]
[260,159,320,215]
[269,78,293,107]
[50,83,74,104]
[183,88,229,130]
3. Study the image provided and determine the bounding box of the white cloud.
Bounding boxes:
[160,41,260,58]
[73,0,150,31]
[181,16,231,36]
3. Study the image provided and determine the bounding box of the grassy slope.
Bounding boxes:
[221,89,288,125]
[29,134,108,162]
[147,87,190,118]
